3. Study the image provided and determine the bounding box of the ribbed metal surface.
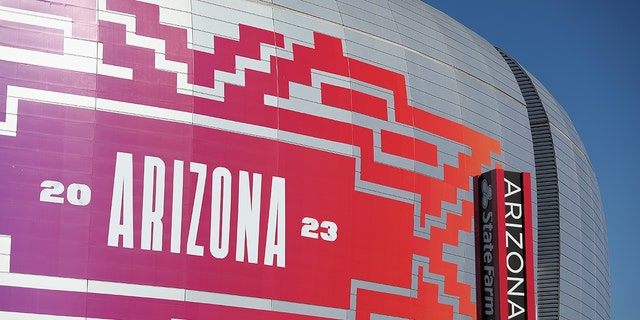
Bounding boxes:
[496,47,560,320]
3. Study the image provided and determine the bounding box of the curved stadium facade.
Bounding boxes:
[0,1,609,319]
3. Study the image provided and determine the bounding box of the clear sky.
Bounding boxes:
[423,1,640,319]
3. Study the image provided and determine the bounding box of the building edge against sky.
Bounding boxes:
[0,0,609,319]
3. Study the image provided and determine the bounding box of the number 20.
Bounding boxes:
[40,180,91,206]
[301,217,338,241]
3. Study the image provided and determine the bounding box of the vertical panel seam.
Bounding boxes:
[495,46,561,320]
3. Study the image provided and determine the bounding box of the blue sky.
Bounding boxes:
[424,1,640,319]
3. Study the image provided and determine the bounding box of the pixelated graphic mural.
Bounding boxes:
[0,1,501,319]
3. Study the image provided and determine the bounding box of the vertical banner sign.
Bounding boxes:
[475,169,536,320]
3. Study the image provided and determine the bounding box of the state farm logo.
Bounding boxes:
[481,178,492,209]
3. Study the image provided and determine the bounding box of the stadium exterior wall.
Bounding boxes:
[0,0,610,319]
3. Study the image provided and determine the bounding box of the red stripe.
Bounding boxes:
[522,172,537,320]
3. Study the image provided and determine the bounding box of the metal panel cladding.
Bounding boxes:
[0,0,609,319]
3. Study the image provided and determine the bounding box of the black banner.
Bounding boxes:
[503,171,527,320]
[475,170,535,320]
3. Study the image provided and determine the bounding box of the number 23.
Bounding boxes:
[301,217,337,241]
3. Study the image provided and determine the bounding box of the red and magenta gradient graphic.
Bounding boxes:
[0,1,502,319]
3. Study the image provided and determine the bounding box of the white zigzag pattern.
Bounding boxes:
[97,0,279,100]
